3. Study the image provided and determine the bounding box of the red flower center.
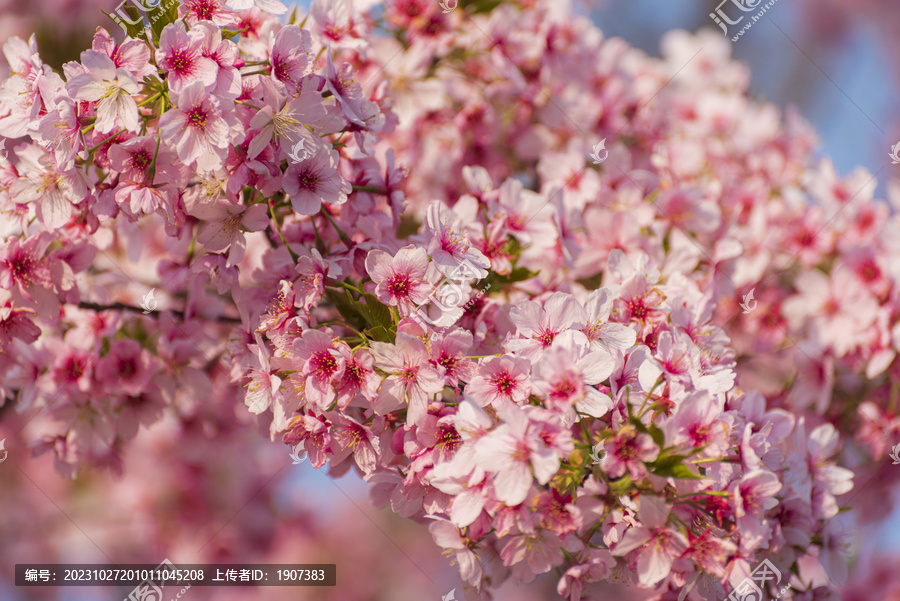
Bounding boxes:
[387,273,412,298]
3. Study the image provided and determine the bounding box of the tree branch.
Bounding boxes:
[76,301,243,325]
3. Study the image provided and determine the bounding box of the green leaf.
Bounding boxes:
[324,289,367,332]
[607,474,634,496]
[353,293,394,330]
[464,0,504,16]
[576,272,604,290]
[507,266,538,282]
[395,215,421,240]
[647,425,665,448]
[364,325,394,343]
[149,0,179,44]
[648,453,703,480]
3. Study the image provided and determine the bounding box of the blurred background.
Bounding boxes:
[2,0,900,599]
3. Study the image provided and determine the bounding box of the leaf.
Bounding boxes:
[507,266,538,282]
[648,453,703,480]
[607,474,634,496]
[364,325,394,344]
[467,0,503,14]
[324,289,367,332]
[647,425,666,448]
[353,293,394,330]
[576,272,604,290]
[149,0,179,44]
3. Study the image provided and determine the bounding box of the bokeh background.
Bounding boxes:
[1,0,899,599]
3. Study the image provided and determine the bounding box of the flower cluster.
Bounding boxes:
[0,2,393,472]
[0,0,897,599]
[272,183,851,598]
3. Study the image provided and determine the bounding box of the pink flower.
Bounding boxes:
[159,80,237,171]
[282,148,351,215]
[464,355,532,408]
[428,518,483,586]
[327,412,380,474]
[8,161,88,230]
[179,0,241,28]
[270,26,313,91]
[224,0,287,16]
[422,200,490,278]
[531,332,615,417]
[295,248,342,311]
[244,336,282,414]
[369,332,444,425]
[365,246,432,313]
[731,469,782,518]
[0,289,40,349]
[91,28,156,79]
[189,200,269,267]
[500,528,565,583]
[94,339,153,397]
[292,329,345,409]
[155,23,218,94]
[506,292,583,361]
[310,0,368,51]
[666,392,730,458]
[600,425,660,480]
[192,21,242,101]
[66,50,139,134]
[0,232,56,316]
[782,267,879,357]
[248,77,327,162]
[473,405,559,506]
[611,497,687,586]
[428,328,476,389]
[557,549,616,601]
[108,136,180,216]
[683,529,736,579]
[283,412,332,468]
[333,345,380,408]
[578,288,637,355]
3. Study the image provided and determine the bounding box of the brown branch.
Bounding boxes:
[76,301,243,325]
